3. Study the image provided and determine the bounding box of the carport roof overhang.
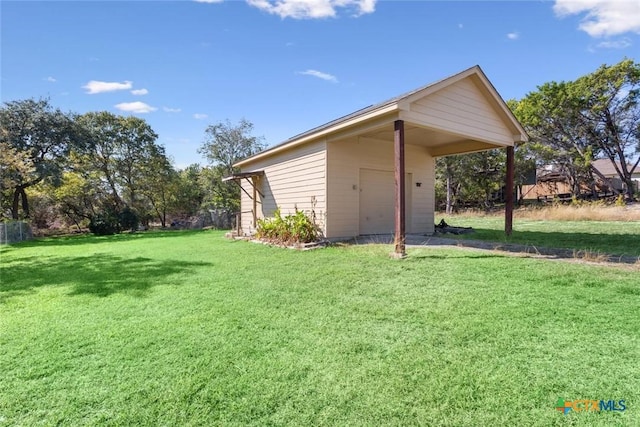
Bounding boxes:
[235,65,528,168]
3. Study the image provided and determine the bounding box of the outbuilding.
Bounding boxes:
[231,65,528,253]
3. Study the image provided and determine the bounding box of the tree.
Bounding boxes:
[572,59,640,199]
[0,141,35,219]
[138,144,178,227]
[512,81,596,198]
[199,119,265,174]
[53,170,98,229]
[172,164,206,217]
[75,111,162,215]
[0,98,78,219]
[512,59,640,199]
[435,150,506,212]
[436,155,464,214]
[198,119,265,211]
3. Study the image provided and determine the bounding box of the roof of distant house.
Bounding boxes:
[592,159,639,177]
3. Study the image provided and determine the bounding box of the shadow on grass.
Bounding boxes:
[409,253,504,260]
[442,228,640,263]
[2,229,214,250]
[1,253,213,301]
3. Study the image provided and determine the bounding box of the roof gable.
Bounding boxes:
[236,65,527,167]
[399,66,526,140]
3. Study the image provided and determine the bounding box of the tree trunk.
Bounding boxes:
[590,164,621,195]
[11,186,31,219]
[20,187,30,218]
[623,158,640,200]
[446,174,453,215]
[11,188,20,220]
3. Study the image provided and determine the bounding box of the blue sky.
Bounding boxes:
[2,0,639,168]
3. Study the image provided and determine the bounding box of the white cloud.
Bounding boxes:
[595,38,632,49]
[194,0,224,3]
[114,101,157,114]
[507,32,519,40]
[131,88,149,95]
[194,113,208,120]
[44,76,57,82]
[298,69,338,83]
[247,0,376,19]
[163,107,182,113]
[83,80,133,94]
[554,0,640,37]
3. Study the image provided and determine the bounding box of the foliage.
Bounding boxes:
[572,58,640,199]
[172,164,206,217]
[88,207,139,235]
[2,98,270,230]
[198,118,265,173]
[1,231,638,426]
[118,207,139,232]
[435,149,505,212]
[256,208,321,244]
[0,98,79,219]
[198,119,265,211]
[138,144,178,227]
[88,210,121,235]
[511,58,640,199]
[52,170,99,228]
[75,111,162,212]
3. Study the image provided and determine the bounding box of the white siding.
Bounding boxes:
[326,137,434,239]
[239,141,326,235]
[408,77,514,146]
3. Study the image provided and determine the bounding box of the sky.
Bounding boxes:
[2,0,639,168]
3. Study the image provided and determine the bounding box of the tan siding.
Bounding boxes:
[408,78,513,145]
[326,137,434,238]
[239,141,326,235]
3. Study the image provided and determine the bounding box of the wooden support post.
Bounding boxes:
[394,120,406,257]
[252,177,257,228]
[505,145,514,236]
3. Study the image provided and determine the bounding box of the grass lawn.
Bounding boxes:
[436,215,640,258]
[1,230,639,426]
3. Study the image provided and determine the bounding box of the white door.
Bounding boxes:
[359,169,411,235]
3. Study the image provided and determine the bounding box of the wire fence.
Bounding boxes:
[0,221,33,245]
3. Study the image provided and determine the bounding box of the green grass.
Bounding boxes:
[437,215,640,257]
[1,230,639,426]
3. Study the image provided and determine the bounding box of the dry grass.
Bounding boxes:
[571,249,613,263]
[515,203,640,221]
[448,203,640,222]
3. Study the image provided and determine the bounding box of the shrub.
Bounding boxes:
[256,208,320,245]
[118,207,139,232]
[89,211,121,235]
[89,207,140,235]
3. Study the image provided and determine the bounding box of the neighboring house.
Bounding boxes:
[591,158,640,193]
[229,65,527,240]
[521,159,640,201]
